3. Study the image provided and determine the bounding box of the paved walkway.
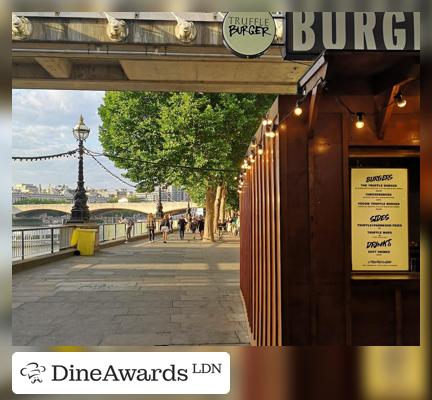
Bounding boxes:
[12,233,249,346]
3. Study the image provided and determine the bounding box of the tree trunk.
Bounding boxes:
[213,185,223,233]
[204,186,217,241]
[219,185,227,222]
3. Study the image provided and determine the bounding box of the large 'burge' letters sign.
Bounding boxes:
[285,12,420,59]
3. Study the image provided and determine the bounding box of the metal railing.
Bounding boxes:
[12,226,76,261]
[12,219,179,261]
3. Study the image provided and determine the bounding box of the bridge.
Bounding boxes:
[12,201,196,216]
[12,12,310,94]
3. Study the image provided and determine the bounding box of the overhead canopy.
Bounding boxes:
[298,51,420,97]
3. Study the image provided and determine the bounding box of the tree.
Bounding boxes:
[98,92,274,241]
[127,195,140,203]
[13,198,71,205]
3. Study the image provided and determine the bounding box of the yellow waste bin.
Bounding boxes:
[70,228,97,256]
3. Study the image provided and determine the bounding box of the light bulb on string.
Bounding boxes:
[265,123,277,138]
[294,101,303,116]
[257,144,264,155]
[355,112,365,129]
[251,139,257,148]
[394,91,407,108]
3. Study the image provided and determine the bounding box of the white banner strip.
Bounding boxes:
[13,352,230,394]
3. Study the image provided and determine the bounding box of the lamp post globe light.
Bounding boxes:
[69,115,90,223]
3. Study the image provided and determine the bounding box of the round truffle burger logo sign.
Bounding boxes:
[222,12,276,58]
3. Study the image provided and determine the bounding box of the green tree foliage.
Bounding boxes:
[13,198,71,205]
[127,195,140,203]
[98,91,274,238]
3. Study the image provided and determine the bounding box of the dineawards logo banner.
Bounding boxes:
[13,352,230,394]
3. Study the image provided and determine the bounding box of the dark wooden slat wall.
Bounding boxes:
[240,100,282,345]
[240,88,419,345]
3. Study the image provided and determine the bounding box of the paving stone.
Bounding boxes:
[101,333,171,346]
[12,233,250,345]
[12,322,56,338]
[227,313,248,322]
[13,335,35,345]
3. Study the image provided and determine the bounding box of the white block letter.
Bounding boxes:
[383,12,406,50]
[322,12,346,49]
[293,12,315,51]
[413,12,420,50]
[354,12,377,50]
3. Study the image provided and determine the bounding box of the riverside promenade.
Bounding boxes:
[12,233,249,346]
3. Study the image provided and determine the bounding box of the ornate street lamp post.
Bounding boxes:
[187,200,191,217]
[155,181,164,219]
[68,115,90,223]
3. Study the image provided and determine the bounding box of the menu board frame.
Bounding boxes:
[351,168,409,272]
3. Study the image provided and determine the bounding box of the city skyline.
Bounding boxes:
[12,182,190,204]
[12,89,134,189]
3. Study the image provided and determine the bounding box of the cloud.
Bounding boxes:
[12,90,132,189]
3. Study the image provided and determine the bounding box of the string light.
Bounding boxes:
[355,112,365,129]
[257,144,264,155]
[241,80,414,179]
[265,123,277,138]
[262,115,272,126]
[394,91,407,108]
[249,151,256,163]
[12,149,79,161]
[294,102,303,116]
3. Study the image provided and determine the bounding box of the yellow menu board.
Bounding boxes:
[351,168,408,271]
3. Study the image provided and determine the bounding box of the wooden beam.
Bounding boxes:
[35,57,72,78]
[374,84,400,140]
[307,84,323,137]
[297,54,328,99]
[372,58,419,95]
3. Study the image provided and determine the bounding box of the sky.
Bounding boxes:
[12,89,134,190]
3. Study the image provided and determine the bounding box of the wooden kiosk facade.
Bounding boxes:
[239,51,420,345]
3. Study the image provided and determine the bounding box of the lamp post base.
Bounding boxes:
[68,209,90,223]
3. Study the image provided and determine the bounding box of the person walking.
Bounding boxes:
[168,214,174,232]
[217,219,226,240]
[198,215,205,240]
[160,215,170,243]
[147,213,156,242]
[187,214,193,232]
[226,217,232,235]
[190,217,198,240]
[231,216,238,236]
[178,215,187,240]
[123,217,134,243]
[235,214,240,237]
